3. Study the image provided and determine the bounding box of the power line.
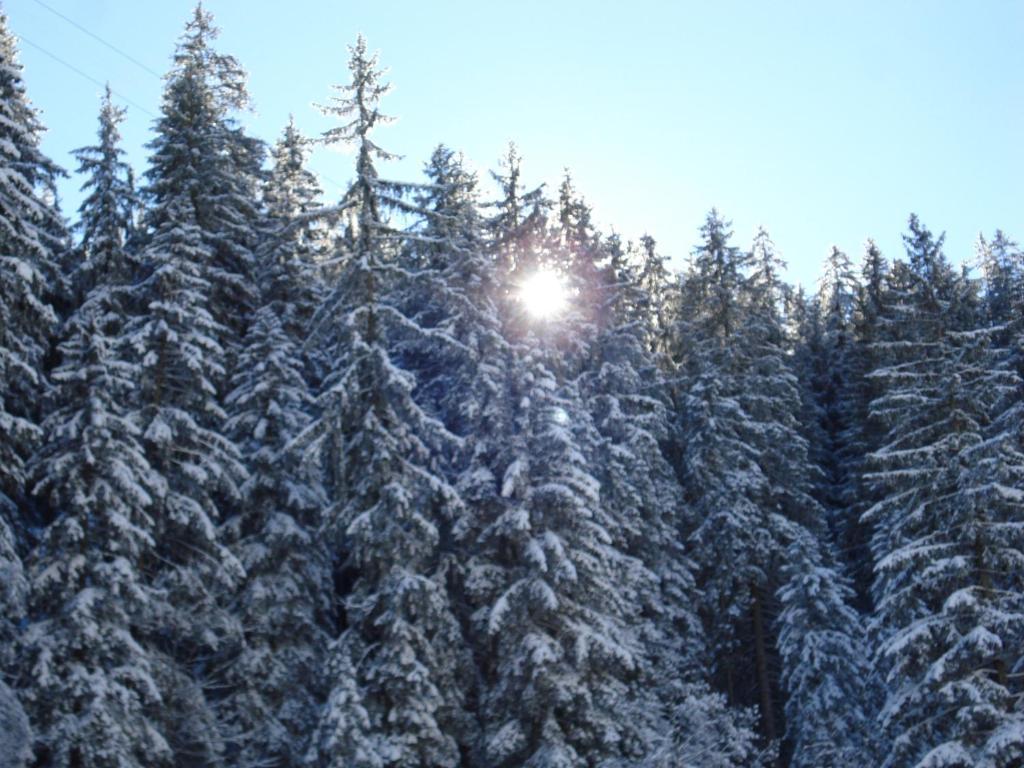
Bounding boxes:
[21,4,353,197]
[17,34,157,118]
[30,0,163,79]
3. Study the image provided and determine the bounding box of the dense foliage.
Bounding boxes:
[2,8,1022,768]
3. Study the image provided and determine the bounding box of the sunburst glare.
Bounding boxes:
[518,267,567,319]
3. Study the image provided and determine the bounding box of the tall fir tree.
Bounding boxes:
[675,212,783,742]
[578,230,710,750]
[474,343,644,767]
[142,4,263,368]
[217,113,333,768]
[305,37,471,768]
[484,143,549,278]
[21,91,171,768]
[119,9,259,763]
[219,277,329,767]
[260,117,328,343]
[0,11,66,650]
[866,216,1024,767]
[69,85,138,303]
[776,527,878,768]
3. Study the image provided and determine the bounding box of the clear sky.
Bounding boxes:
[7,0,1023,288]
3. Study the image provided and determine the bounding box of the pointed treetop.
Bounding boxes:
[169,3,248,112]
[318,34,397,165]
[902,213,947,278]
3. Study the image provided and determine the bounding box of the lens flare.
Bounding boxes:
[519,268,567,319]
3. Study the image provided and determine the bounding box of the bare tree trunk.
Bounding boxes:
[751,583,776,743]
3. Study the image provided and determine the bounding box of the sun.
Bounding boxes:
[519,267,568,319]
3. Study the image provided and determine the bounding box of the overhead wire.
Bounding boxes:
[30,0,163,79]
[22,2,351,194]
[17,34,157,118]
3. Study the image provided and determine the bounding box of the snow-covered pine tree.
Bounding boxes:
[123,188,247,764]
[403,145,517,762]
[475,341,644,767]
[0,679,32,768]
[0,11,66,629]
[633,234,677,361]
[674,212,784,743]
[743,228,857,759]
[812,246,859,527]
[69,85,138,303]
[641,683,770,768]
[305,37,471,768]
[836,238,893,604]
[976,230,1024,375]
[216,115,334,768]
[21,90,172,768]
[219,284,329,767]
[484,142,549,278]
[744,228,823,535]
[260,117,328,344]
[866,215,1024,767]
[776,526,877,768]
[574,229,712,755]
[142,4,263,368]
[123,14,264,751]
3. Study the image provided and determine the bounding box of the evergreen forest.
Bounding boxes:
[2,7,1023,768]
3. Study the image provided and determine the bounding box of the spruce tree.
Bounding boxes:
[484,143,548,277]
[22,91,171,768]
[220,302,329,767]
[120,11,259,758]
[70,85,138,301]
[0,679,32,768]
[579,231,708,750]
[840,239,893,604]
[305,37,470,768]
[260,117,328,343]
[218,121,331,763]
[142,4,263,366]
[776,528,877,768]
[475,345,643,767]
[675,212,782,741]
[866,216,1024,767]
[0,8,65,568]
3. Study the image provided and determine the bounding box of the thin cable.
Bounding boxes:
[318,171,350,193]
[18,34,157,118]
[30,0,163,79]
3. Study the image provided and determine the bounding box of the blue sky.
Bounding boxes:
[7,0,1023,287]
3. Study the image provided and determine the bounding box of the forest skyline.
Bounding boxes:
[7,0,1023,287]
[2,3,1023,766]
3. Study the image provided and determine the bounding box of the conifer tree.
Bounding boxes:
[0,679,32,768]
[641,684,770,768]
[813,246,859,526]
[70,85,138,301]
[776,528,877,768]
[0,8,65,547]
[976,230,1024,374]
[119,11,258,760]
[485,143,549,277]
[475,344,644,767]
[142,5,263,364]
[219,123,331,762]
[260,118,327,342]
[21,92,171,768]
[675,212,782,740]
[839,239,893,603]
[579,232,709,749]
[306,37,471,768]
[866,216,1024,767]
[220,297,329,767]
